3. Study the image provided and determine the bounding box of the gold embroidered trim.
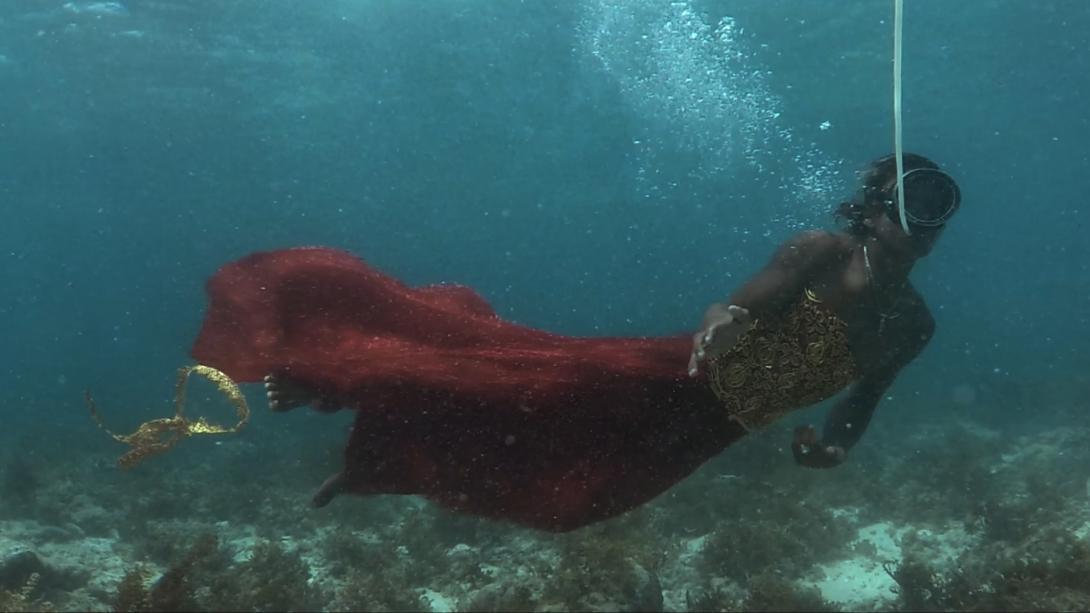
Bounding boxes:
[707,296,857,431]
[86,365,249,469]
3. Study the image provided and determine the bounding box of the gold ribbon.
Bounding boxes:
[86,365,250,469]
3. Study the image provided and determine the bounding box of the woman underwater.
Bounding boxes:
[191,153,961,532]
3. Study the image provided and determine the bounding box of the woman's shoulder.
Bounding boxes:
[780,229,854,262]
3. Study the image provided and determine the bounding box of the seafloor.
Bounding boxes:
[2,373,1088,612]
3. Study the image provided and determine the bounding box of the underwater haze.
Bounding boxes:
[2,1,1089,611]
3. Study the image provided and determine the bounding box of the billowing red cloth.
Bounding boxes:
[192,247,743,531]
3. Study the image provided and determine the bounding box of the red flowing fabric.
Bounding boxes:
[192,247,743,531]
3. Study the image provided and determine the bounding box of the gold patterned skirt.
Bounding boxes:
[706,292,858,431]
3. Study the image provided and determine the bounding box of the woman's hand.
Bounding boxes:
[687,303,754,377]
[791,425,846,468]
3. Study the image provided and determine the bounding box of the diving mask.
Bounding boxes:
[884,167,961,229]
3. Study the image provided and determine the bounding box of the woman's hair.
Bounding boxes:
[836,153,941,235]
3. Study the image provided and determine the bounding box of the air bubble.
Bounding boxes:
[578,0,845,226]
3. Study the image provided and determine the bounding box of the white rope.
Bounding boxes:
[893,0,909,234]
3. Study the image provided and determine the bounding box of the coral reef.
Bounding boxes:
[0,377,1086,612]
[742,572,835,612]
[696,477,856,581]
[885,528,1090,612]
[110,532,328,612]
[542,516,666,611]
[0,573,52,613]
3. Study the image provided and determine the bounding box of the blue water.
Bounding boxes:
[1,1,1088,609]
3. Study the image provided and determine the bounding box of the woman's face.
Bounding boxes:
[869,207,945,259]
[866,172,951,259]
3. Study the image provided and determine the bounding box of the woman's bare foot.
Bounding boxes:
[264,374,317,412]
[311,471,347,508]
[264,374,342,412]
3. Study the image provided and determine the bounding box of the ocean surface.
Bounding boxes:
[1,1,1088,611]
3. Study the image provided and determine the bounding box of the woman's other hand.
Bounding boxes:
[687,303,754,377]
[791,425,846,468]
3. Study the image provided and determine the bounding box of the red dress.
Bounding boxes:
[191,247,743,531]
